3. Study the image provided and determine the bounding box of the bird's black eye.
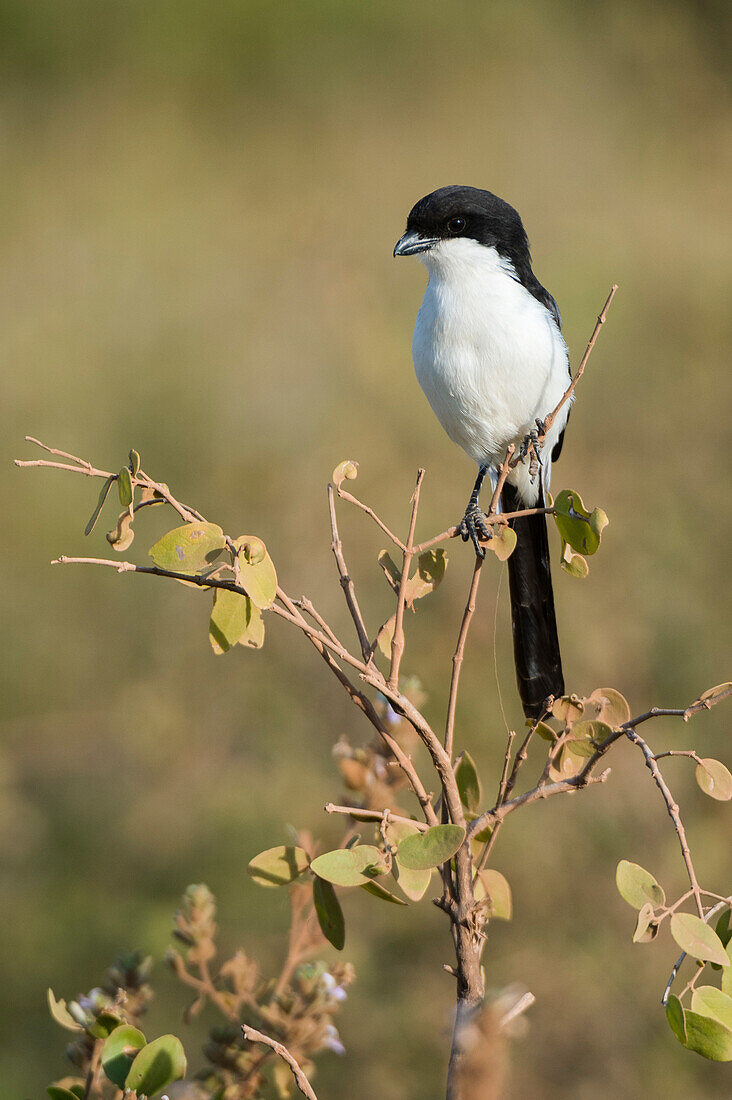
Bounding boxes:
[446,217,466,235]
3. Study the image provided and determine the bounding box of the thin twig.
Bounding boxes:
[444,554,484,758]
[623,727,704,918]
[242,1026,319,1100]
[336,487,406,552]
[538,284,618,442]
[388,469,424,690]
[324,803,429,832]
[411,507,553,556]
[328,483,372,662]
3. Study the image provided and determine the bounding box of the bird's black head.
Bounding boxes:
[394,185,531,268]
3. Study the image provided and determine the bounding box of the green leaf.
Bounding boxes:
[587,687,630,726]
[466,811,493,845]
[723,963,732,997]
[88,1011,123,1040]
[360,879,408,905]
[397,824,465,871]
[670,913,731,966]
[392,857,432,902]
[239,602,265,649]
[683,1010,732,1061]
[117,466,133,507]
[247,845,310,887]
[101,1025,146,1089]
[695,758,732,802]
[486,525,517,562]
[691,987,732,1030]
[209,590,252,654]
[570,719,612,747]
[387,821,432,901]
[106,510,135,552]
[695,682,732,707]
[475,869,512,920]
[47,989,83,1032]
[534,721,557,743]
[560,539,589,578]
[455,751,481,812]
[310,845,384,887]
[129,449,141,476]
[313,877,345,950]
[235,538,277,609]
[716,908,732,949]
[125,1034,187,1095]
[615,860,665,909]
[149,522,226,574]
[84,475,115,536]
[553,488,607,556]
[666,994,687,1045]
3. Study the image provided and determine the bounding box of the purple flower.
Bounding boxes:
[323,1023,346,1055]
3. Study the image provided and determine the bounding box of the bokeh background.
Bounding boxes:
[2,2,731,1096]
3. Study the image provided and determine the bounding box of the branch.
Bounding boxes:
[444,554,483,758]
[539,284,618,442]
[623,727,704,917]
[388,468,424,690]
[242,1026,319,1100]
[324,803,429,832]
[328,484,372,662]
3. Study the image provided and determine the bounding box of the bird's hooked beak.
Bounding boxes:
[393,229,440,257]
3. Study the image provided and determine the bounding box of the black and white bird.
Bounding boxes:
[394,185,571,718]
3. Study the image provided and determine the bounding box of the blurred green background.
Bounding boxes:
[2,2,731,1096]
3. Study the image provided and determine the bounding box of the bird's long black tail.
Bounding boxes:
[502,481,564,718]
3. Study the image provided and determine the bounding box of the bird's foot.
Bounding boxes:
[458,501,492,558]
[519,421,545,483]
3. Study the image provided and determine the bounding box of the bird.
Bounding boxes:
[393,185,571,718]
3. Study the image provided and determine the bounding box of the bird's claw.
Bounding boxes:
[458,501,492,558]
[519,424,545,483]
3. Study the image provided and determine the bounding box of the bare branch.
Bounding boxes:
[539,284,618,442]
[324,803,429,832]
[388,468,424,690]
[623,727,704,917]
[444,554,483,758]
[335,486,406,552]
[242,1026,319,1100]
[328,483,372,662]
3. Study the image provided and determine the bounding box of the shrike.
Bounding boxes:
[394,186,570,717]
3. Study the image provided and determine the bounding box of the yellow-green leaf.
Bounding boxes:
[313,877,345,950]
[360,879,408,905]
[683,1010,732,1061]
[101,1025,146,1089]
[487,524,517,562]
[247,846,310,887]
[691,987,732,1030]
[149,523,226,574]
[235,540,277,609]
[553,488,607,556]
[666,994,687,1045]
[397,824,465,870]
[209,590,252,654]
[47,990,83,1033]
[332,459,358,489]
[455,751,481,812]
[616,860,665,909]
[84,475,115,536]
[117,466,133,508]
[560,539,589,578]
[670,913,730,966]
[125,1034,187,1094]
[695,758,732,802]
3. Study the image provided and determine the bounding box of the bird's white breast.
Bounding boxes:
[412,237,570,503]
